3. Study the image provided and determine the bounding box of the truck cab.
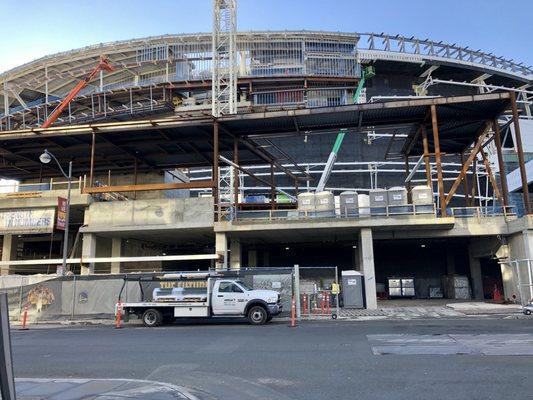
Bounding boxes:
[211,279,282,323]
[119,274,283,327]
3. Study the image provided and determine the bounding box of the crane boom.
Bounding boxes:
[315,66,375,192]
[41,56,115,129]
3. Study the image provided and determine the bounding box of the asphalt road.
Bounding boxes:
[10,318,533,400]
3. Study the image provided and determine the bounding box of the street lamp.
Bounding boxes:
[40,149,72,274]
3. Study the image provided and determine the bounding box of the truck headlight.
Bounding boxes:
[267,297,277,303]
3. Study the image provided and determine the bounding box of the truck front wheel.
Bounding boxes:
[248,305,268,325]
[142,309,162,327]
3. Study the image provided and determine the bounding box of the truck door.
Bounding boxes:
[212,281,247,315]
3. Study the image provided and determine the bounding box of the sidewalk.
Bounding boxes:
[336,301,525,321]
[13,378,201,400]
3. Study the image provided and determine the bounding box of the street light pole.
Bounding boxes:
[39,149,72,274]
[61,161,72,273]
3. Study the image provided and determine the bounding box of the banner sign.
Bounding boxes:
[56,197,67,231]
[0,208,55,234]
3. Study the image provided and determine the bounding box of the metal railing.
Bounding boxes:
[225,203,517,222]
[0,177,84,196]
[449,206,517,218]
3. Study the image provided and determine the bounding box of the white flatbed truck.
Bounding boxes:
[117,272,283,327]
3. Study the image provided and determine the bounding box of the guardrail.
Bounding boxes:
[224,203,517,222]
[0,177,84,196]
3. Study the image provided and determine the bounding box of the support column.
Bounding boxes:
[460,152,471,206]
[468,246,484,300]
[110,237,122,274]
[270,164,275,210]
[89,131,96,187]
[81,233,97,275]
[430,105,446,216]
[510,91,531,214]
[404,155,411,200]
[215,232,227,270]
[358,228,377,309]
[233,137,239,210]
[421,126,432,187]
[213,122,220,221]
[493,119,509,207]
[229,239,241,270]
[1,234,18,276]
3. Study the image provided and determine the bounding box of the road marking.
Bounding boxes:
[367,334,533,355]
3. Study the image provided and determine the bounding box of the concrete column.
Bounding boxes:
[468,250,484,300]
[229,239,241,270]
[215,233,228,270]
[248,250,257,268]
[111,237,122,274]
[358,228,377,309]
[81,233,97,275]
[1,234,18,276]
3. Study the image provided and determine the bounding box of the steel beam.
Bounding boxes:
[82,180,215,194]
[444,127,490,205]
[421,125,432,188]
[479,150,503,205]
[510,91,531,214]
[492,119,509,206]
[430,105,446,216]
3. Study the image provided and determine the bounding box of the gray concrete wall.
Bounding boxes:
[84,197,214,230]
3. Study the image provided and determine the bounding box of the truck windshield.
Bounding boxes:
[236,281,252,291]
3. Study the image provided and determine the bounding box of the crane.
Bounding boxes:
[41,56,115,129]
[315,66,376,192]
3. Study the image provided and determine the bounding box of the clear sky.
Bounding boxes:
[0,0,532,73]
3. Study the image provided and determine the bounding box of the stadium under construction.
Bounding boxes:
[1,20,533,309]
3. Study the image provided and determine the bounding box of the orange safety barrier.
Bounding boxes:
[302,294,308,315]
[290,296,297,328]
[115,301,122,329]
[20,304,29,331]
[326,293,331,315]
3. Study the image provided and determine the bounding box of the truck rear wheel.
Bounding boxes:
[248,305,268,325]
[142,309,162,327]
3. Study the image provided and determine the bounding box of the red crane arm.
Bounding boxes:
[41,57,115,129]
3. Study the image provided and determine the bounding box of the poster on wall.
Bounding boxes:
[0,208,56,234]
[56,197,67,231]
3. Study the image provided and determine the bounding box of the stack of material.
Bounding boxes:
[388,277,415,297]
[442,275,471,299]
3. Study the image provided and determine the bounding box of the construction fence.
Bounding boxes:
[0,267,299,323]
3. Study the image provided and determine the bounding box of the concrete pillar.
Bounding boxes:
[229,239,241,270]
[248,250,257,268]
[111,237,122,274]
[358,228,377,309]
[468,251,484,300]
[215,233,228,270]
[81,233,97,275]
[1,234,18,276]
